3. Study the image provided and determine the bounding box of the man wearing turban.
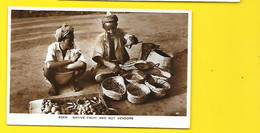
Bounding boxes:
[92,13,138,83]
[43,23,87,96]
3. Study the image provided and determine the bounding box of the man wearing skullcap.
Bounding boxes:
[92,13,138,83]
[43,23,87,96]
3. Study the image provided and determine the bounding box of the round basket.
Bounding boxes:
[101,76,126,100]
[126,83,151,104]
[55,71,75,85]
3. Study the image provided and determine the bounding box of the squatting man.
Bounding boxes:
[43,13,138,96]
[43,23,87,96]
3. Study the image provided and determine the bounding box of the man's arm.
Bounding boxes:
[46,52,81,70]
[65,60,86,70]
[92,56,116,68]
[92,33,120,73]
[46,60,73,70]
[93,56,119,73]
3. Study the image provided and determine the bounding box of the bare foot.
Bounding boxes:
[69,81,81,92]
[48,85,58,96]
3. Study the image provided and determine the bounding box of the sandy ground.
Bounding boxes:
[10,12,188,115]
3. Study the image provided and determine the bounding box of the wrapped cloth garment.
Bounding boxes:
[102,14,118,24]
[93,31,130,64]
[54,23,74,42]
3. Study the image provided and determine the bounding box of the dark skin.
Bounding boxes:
[93,22,120,73]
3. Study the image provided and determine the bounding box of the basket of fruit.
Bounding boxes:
[101,76,126,100]
[126,83,151,104]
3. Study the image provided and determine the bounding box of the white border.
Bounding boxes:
[91,0,239,2]
[7,7,191,129]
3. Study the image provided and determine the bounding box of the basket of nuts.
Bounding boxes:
[126,83,151,104]
[101,76,126,100]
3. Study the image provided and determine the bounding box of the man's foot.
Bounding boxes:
[48,85,58,96]
[69,81,81,92]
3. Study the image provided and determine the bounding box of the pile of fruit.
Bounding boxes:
[41,97,108,115]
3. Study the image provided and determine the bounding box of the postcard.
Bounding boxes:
[7,7,191,128]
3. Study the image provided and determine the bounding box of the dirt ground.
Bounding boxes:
[10,12,188,116]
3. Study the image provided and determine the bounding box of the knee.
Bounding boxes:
[95,74,104,83]
[45,62,52,69]
[73,62,87,77]
[81,62,87,71]
[43,62,52,77]
[74,69,85,78]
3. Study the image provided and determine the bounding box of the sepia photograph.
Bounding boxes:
[7,7,191,128]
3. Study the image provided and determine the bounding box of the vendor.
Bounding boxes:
[43,23,87,96]
[92,13,138,83]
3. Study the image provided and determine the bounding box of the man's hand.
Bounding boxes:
[47,51,82,70]
[70,52,81,63]
[107,61,120,73]
[124,34,138,49]
[92,56,120,73]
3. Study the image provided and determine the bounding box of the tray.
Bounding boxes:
[29,93,109,114]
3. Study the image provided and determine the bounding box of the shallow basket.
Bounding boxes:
[124,69,146,84]
[150,75,171,91]
[144,75,171,98]
[55,71,75,85]
[126,83,151,104]
[145,81,167,98]
[101,76,126,100]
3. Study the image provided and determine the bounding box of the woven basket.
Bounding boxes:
[145,81,166,98]
[126,83,151,104]
[124,69,146,84]
[101,76,126,100]
[150,75,171,90]
[146,49,173,72]
[145,75,171,98]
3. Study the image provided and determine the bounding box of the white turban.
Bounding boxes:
[54,23,74,42]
